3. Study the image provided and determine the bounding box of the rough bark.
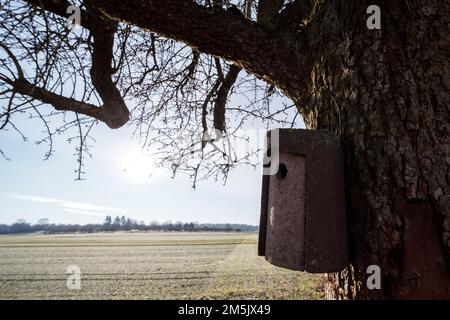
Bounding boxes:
[299,0,450,299]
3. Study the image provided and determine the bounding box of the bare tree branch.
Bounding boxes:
[93,0,312,103]
[10,1,131,128]
[8,78,104,121]
[214,64,240,132]
[0,0,301,183]
[86,4,129,128]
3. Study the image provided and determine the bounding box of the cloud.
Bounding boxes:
[63,209,108,217]
[0,192,126,217]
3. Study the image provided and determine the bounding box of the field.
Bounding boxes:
[0,232,324,300]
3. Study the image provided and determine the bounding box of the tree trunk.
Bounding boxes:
[300,0,450,299]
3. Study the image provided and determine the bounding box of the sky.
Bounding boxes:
[0,104,303,226]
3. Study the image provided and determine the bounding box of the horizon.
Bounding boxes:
[0,214,260,227]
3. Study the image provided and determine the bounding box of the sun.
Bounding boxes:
[117,148,159,184]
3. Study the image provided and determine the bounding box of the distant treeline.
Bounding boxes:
[0,216,258,234]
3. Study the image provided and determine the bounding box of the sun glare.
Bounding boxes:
[117,148,160,184]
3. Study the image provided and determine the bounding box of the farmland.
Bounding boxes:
[0,232,324,299]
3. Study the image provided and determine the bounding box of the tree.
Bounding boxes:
[113,216,121,227]
[103,216,112,226]
[10,219,31,233]
[0,0,449,299]
[102,215,112,231]
[149,220,160,230]
[37,218,50,225]
[37,218,50,231]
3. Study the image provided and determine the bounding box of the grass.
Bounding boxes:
[0,232,325,300]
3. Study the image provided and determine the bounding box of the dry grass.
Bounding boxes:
[0,232,325,300]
